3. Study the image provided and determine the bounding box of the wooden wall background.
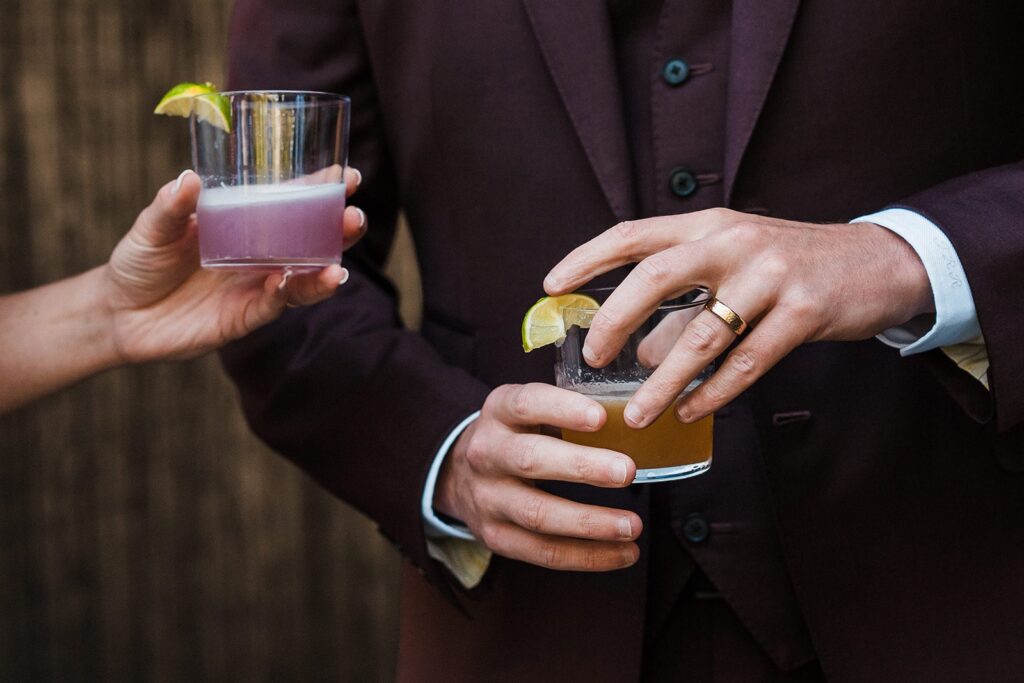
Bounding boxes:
[0,1,421,680]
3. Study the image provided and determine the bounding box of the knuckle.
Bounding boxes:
[758,251,790,282]
[539,543,560,569]
[733,219,765,237]
[593,307,625,334]
[483,385,512,416]
[700,378,729,405]
[704,207,736,224]
[576,509,597,538]
[636,254,672,288]
[514,437,540,475]
[643,374,681,401]
[613,220,648,250]
[478,522,502,549]
[518,495,546,532]
[582,549,603,571]
[729,348,759,378]
[464,433,489,471]
[684,319,719,355]
[723,220,764,249]
[781,287,820,319]
[471,484,499,517]
[509,385,533,421]
[570,450,596,482]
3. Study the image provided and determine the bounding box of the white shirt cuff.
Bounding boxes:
[422,411,481,541]
[855,208,981,355]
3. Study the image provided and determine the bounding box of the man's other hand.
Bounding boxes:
[434,383,643,572]
[544,208,933,428]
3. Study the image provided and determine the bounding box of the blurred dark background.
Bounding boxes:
[0,1,421,680]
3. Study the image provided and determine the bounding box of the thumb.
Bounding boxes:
[132,170,202,247]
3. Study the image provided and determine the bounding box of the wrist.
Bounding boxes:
[869,222,935,321]
[434,420,475,521]
[80,265,124,369]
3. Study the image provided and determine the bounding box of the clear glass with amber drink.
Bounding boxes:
[556,288,713,483]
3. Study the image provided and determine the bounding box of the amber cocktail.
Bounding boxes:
[556,289,713,483]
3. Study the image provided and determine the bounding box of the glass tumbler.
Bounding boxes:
[557,288,714,483]
[190,91,351,270]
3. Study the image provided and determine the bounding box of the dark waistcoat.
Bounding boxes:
[610,0,815,669]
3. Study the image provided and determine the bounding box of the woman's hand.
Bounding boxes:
[103,168,367,363]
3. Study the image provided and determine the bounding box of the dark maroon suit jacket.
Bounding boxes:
[222,1,1024,680]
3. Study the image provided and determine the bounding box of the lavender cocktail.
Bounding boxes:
[197,183,346,269]
[190,91,351,270]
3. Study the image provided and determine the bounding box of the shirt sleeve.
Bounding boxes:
[855,208,989,387]
[421,411,492,588]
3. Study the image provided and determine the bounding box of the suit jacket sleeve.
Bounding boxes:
[896,162,1024,432]
[220,0,492,587]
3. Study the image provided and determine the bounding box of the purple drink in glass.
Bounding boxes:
[190,91,351,271]
[197,183,346,270]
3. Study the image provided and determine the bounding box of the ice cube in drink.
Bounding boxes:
[561,383,713,481]
[196,182,346,269]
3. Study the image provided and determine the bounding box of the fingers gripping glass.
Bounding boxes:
[190,91,351,270]
[555,288,714,483]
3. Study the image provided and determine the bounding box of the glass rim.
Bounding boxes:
[193,90,350,103]
[562,286,711,312]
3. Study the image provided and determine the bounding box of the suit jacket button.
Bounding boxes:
[663,58,690,86]
[683,513,710,544]
[669,168,699,198]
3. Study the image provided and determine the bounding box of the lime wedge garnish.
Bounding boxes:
[154,82,231,132]
[521,293,600,352]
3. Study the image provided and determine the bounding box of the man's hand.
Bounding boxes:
[544,208,933,428]
[434,383,643,571]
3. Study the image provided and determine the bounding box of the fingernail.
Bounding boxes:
[338,268,350,286]
[544,274,559,291]
[624,404,644,427]
[677,406,695,423]
[356,207,367,229]
[172,169,194,195]
[351,167,363,186]
[618,517,633,539]
[585,405,602,429]
[277,268,294,292]
[582,344,599,365]
[612,460,629,484]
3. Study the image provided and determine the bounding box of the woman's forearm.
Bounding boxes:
[0,266,121,414]
[0,169,365,416]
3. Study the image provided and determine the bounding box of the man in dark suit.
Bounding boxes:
[222,1,1024,680]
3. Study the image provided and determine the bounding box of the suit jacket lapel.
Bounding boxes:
[522,0,636,222]
[725,0,801,205]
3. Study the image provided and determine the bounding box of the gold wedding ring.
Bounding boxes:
[705,297,750,336]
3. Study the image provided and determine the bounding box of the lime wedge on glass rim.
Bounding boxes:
[521,293,601,352]
[154,82,231,132]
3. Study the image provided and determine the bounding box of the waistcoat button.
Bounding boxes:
[662,58,690,86]
[682,513,710,544]
[669,168,699,198]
